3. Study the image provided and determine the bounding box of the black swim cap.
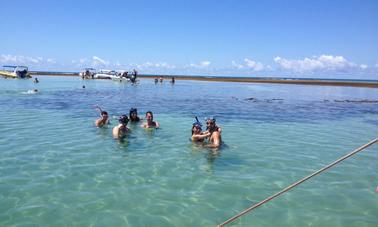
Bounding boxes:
[129,108,137,113]
[119,115,129,124]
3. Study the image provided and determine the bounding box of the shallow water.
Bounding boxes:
[0,76,377,226]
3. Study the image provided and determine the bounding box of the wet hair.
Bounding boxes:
[119,115,129,124]
[191,123,202,135]
[129,108,140,122]
[206,117,218,133]
[145,111,153,119]
[130,108,137,114]
[101,111,108,116]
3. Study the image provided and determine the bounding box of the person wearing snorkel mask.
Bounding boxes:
[191,122,209,142]
[129,108,140,122]
[141,111,160,128]
[204,118,222,148]
[113,115,130,139]
[205,118,222,134]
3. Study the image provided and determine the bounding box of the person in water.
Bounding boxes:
[94,106,110,127]
[33,78,39,83]
[26,89,39,94]
[205,117,222,134]
[113,115,130,139]
[129,108,140,122]
[141,111,159,128]
[204,118,222,148]
[191,122,209,142]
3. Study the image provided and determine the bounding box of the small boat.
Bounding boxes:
[94,69,130,82]
[79,68,96,79]
[93,69,118,79]
[0,65,32,79]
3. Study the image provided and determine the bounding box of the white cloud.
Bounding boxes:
[0,54,60,70]
[244,58,264,71]
[360,64,367,69]
[189,61,211,68]
[231,58,264,72]
[0,54,41,65]
[92,56,109,66]
[47,58,56,64]
[200,61,211,67]
[232,60,244,69]
[2,53,376,78]
[274,55,359,73]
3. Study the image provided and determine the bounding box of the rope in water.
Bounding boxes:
[218,137,378,227]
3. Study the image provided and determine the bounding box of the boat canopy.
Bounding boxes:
[2,65,28,71]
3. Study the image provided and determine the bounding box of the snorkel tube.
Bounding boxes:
[193,116,202,127]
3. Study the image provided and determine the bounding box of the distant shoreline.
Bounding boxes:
[29,72,378,88]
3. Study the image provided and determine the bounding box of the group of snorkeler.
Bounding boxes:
[191,117,222,148]
[94,106,222,148]
[94,106,159,139]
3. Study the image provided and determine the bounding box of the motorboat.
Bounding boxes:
[79,68,96,79]
[0,65,31,79]
[94,69,119,80]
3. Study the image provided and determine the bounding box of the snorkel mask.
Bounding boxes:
[119,115,129,125]
[205,117,216,131]
[205,117,216,123]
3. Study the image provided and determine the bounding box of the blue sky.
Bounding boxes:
[1,0,377,78]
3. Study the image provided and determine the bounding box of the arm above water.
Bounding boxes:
[191,133,209,141]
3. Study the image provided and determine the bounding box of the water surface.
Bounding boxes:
[0,76,377,226]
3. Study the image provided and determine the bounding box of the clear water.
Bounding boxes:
[0,76,377,227]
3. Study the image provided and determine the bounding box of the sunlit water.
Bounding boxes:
[0,76,377,227]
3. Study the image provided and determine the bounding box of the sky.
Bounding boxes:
[0,0,377,79]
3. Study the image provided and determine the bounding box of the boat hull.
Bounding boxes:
[0,70,32,79]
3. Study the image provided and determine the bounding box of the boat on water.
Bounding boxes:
[94,69,130,81]
[79,68,96,79]
[94,69,117,79]
[0,65,32,79]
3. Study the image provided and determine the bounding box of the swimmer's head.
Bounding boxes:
[146,111,153,121]
[192,123,202,135]
[130,108,137,115]
[119,115,129,125]
[205,117,217,131]
[129,108,139,120]
[101,111,108,119]
[205,117,216,124]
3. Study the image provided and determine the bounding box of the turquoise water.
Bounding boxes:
[0,76,377,227]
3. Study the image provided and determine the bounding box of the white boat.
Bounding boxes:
[94,69,131,82]
[79,68,96,79]
[0,65,31,79]
[93,69,118,79]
